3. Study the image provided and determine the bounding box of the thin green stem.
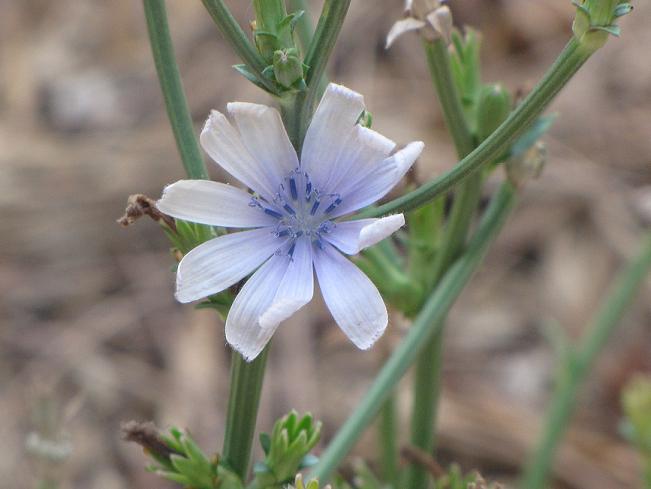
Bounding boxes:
[200,0,277,93]
[521,231,651,489]
[405,38,479,489]
[309,183,517,483]
[364,37,591,219]
[222,347,270,479]
[143,0,208,180]
[378,396,399,488]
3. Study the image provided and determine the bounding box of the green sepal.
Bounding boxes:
[259,432,272,455]
[233,64,278,94]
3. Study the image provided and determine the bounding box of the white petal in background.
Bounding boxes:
[325,214,405,255]
[332,141,424,217]
[301,83,365,191]
[228,102,299,188]
[200,110,278,201]
[314,244,388,349]
[157,180,276,228]
[225,254,291,361]
[259,236,314,330]
[385,17,426,49]
[175,228,285,303]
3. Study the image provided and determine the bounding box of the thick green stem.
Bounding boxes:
[378,396,399,487]
[222,347,270,479]
[364,38,591,219]
[287,0,315,52]
[406,330,444,489]
[309,183,517,483]
[143,0,208,180]
[405,38,479,489]
[296,0,351,143]
[521,231,651,489]
[200,0,277,93]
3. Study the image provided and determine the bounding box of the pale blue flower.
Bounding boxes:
[158,83,424,360]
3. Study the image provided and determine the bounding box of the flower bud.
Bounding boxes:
[476,84,512,142]
[505,141,546,188]
[273,48,304,88]
[621,376,651,453]
[254,411,322,486]
[426,5,453,44]
[572,0,633,51]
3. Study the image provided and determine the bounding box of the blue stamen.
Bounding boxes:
[283,203,296,215]
[275,229,290,238]
[310,200,320,216]
[289,177,298,200]
[264,208,283,219]
[325,197,342,214]
[305,179,312,200]
[288,242,296,257]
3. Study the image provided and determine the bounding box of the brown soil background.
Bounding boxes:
[1,1,650,488]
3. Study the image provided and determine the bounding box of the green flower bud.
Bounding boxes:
[475,84,512,143]
[572,0,633,52]
[273,48,304,88]
[505,141,546,188]
[622,376,651,453]
[291,473,331,489]
[254,411,322,486]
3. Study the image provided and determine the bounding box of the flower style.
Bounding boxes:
[386,0,453,49]
[157,83,424,361]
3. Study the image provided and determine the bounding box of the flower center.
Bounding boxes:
[249,168,342,252]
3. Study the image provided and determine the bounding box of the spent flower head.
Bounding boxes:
[386,0,453,48]
[157,83,424,360]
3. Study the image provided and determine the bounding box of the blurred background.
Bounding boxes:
[1,1,650,488]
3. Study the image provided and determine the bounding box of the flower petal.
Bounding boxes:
[385,18,426,49]
[225,254,290,361]
[301,83,365,191]
[331,141,424,217]
[323,124,396,196]
[175,228,285,303]
[314,244,388,349]
[325,214,405,255]
[200,110,277,201]
[227,102,299,186]
[259,236,314,330]
[157,180,276,228]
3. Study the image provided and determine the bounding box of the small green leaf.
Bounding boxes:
[259,432,271,455]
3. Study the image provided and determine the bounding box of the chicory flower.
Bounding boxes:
[157,83,424,360]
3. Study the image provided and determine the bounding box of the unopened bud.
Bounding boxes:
[505,141,546,188]
[476,84,512,142]
[273,48,303,88]
[426,5,453,44]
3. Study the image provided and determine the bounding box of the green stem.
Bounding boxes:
[309,183,517,483]
[406,329,444,489]
[143,0,208,180]
[364,37,591,219]
[521,231,651,489]
[378,396,399,488]
[404,38,479,489]
[645,457,651,489]
[297,0,351,143]
[222,347,270,479]
[200,0,277,93]
[287,0,315,52]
